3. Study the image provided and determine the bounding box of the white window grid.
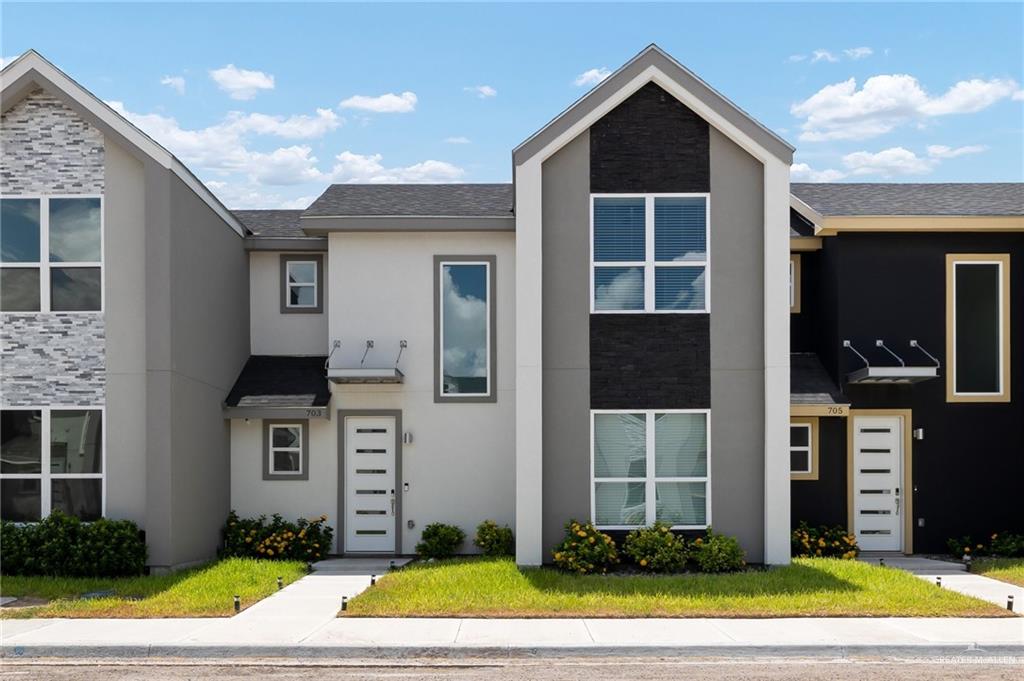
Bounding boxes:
[268,423,304,475]
[589,193,710,314]
[438,259,492,398]
[590,409,711,531]
[0,195,104,313]
[285,260,318,309]
[0,405,106,519]
[790,423,813,474]
[951,259,1006,397]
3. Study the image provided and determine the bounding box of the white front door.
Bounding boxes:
[344,416,397,553]
[852,415,903,551]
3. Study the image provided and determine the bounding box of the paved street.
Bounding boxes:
[2,658,1023,681]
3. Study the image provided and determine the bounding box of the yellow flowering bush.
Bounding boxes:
[222,510,333,562]
[552,520,618,574]
[948,532,1024,558]
[623,522,688,573]
[791,522,858,559]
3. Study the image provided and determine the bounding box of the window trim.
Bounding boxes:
[789,417,818,481]
[589,409,711,531]
[945,254,1011,403]
[0,195,104,314]
[262,419,310,480]
[589,193,710,314]
[0,405,106,521]
[433,255,497,403]
[279,254,324,314]
[789,254,801,314]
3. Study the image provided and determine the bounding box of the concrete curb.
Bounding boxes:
[4,643,1024,660]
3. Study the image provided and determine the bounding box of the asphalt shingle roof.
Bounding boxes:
[303,183,514,217]
[791,183,1023,217]
[791,353,848,405]
[233,209,306,238]
[225,356,331,408]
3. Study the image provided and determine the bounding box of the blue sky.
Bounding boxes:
[3,2,1022,209]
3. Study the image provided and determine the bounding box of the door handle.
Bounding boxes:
[390,489,396,516]
[894,487,900,516]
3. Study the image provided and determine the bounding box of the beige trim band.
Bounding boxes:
[790,236,822,252]
[791,403,849,417]
[814,215,1024,237]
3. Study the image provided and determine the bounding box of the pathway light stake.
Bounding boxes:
[963,554,972,571]
[277,576,283,590]
[1008,595,1015,612]
[879,558,884,567]
[306,562,313,574]
[389,560,395,570]
[341,596,348,612]
[233,595,240,613]
[371,574,376,586]
[936,576,942,588]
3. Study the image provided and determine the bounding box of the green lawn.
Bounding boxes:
[973,558,1024,588]
[0,558,306,618]
[346,557,1009,618]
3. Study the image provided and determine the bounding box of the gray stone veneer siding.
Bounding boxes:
[1,88,105,194]
[0,314,106,406]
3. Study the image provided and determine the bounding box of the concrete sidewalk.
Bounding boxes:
[858,555,1024,610]
[2,616,1023,659]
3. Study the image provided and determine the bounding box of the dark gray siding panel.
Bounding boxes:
[790,417,847,528]
[590,82,709,194]
[589,314,710,409]
[541,132,593,557]
[708,128,766,562]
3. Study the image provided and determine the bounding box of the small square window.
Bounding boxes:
[0,268,40,312]
[49,198,101,263]
[51,267,102,311]
[1,199,41,263]
[790,420,817,480]
[280,255,322,314]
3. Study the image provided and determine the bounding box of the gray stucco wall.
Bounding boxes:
[540,131,592,555]
[103,138,148,527]
[708,127,766,562]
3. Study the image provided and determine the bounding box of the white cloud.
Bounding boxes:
[444,136,471,144]
[339,91,417,113]
[844,47,873,60]
[842,147,935,176]
[792,74,1021,141]
[160,75,186,95]
[464,85,497,99]
[330,151,464,184]
[1013,90,1024,101]
[811,49,839,63]
[222,108,342,139]
[205,180,312,210]
[574,67,611,87]
[791,162,847,182]
[248,146,325,185]
[209,64,275,100]
[786,54,807,63]
[926,144,988,159]
[278,195,315,210]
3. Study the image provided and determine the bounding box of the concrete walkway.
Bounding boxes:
[859,554,1024,610]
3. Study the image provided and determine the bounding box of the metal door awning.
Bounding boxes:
[327,339,406,384]
[843,339,940,385]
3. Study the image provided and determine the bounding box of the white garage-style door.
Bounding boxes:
[344,416,397,553]
[852,415,903,552]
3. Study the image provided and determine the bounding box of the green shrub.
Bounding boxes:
[222,511,333,562]
[792,522,859,559]
[474,520,514,557]
[552,520,618,574]
[416,523,466,559]
[623,522,688,572]
[947,532,1024,559]
[692,528,745,573]
[0,511,146,577]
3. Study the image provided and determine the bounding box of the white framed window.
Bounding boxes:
[590,409,710,530]
[0,196,104,313]
[590,194,709,313]
[0,406,105,522]
[436,257,495,401]
[286,260,318,308]
[790,418,818,480]
[268,424,304,475]
[946,254,1010,403]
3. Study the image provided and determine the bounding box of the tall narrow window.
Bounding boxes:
[435,256,495,402]
[592,410,709,529]
[0,197,102,312]
[591,194,709,313]
[279,254,323,313]
[946,254,1010,402]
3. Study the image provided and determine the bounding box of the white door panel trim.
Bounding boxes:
[338,410,402,554]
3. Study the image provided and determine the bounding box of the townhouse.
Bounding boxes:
[1,46,1019,570]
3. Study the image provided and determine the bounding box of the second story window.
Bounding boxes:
[0,197,103,312]
[434,255,496,402]
[591,194,709,313]
[279,254,323,314]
